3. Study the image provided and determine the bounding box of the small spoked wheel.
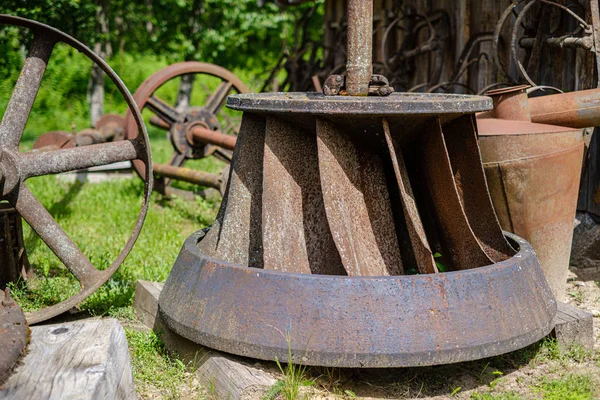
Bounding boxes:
[124,62,248,198]
[0,15,152,324]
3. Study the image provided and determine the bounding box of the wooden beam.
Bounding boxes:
[133,280,278,400]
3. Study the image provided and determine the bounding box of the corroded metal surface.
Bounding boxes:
[160,91,556,367]
[346,0,373,95]
[228,92,492,115]
[529,88,600,129]
[479,123,584,301]
[478,85,587,300]
[160,231,556,368]
[0,289,28,385]
[0,204,30,286]
[0,14,152,324]
[262,117,343,275]
[153,164,222,190]
[316,118,403,275]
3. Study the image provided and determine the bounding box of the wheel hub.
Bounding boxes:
[170,108,221,158]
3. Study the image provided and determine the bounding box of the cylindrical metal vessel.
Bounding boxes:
[478,117,584,300]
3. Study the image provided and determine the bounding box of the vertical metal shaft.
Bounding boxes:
[346,0,373,96]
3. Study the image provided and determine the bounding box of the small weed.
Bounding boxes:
[262,380,285,400]
[489,371,504,389]
[450,386,462,397]
[433,252,446,272]
[566,344,594,363]
[569,290,585,304]
[266,332,314,400]
[532,373,597,400]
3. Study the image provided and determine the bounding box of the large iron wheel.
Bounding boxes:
[0,15,153,324]
[124,62,249,198]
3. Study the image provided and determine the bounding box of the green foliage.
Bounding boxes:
[0,0,324,77]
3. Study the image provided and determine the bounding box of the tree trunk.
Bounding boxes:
[175,0,204,114]
[88,0,111,128]
[175,74,195,113]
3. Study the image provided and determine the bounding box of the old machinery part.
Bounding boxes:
[495,0,600,87]
[528,88,600,128]
[478,85,586,300]
[380,9,450,92]
[0,289,28,385]
[0,14,152,324]
[0,204,30,286]
[32,113,126,151]
[123,62,248,199]
[159,90,557,367]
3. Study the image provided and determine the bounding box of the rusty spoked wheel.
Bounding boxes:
[124,62,249,199]
[0,15,152,324]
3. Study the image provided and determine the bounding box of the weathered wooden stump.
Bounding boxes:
[0,318,136,400]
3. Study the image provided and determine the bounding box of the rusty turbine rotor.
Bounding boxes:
[159,91,557,367]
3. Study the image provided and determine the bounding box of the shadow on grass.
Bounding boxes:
[306,340,549,399]
[24,179,85,257]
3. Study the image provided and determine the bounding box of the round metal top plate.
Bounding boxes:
[227,92,492,115]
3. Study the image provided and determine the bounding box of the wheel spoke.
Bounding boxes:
[0,34,56,149]
[146,96,183,125]
[19,139,141,178]
[205,81,233,115]
[13,185,96,284]
[149,115,171,131]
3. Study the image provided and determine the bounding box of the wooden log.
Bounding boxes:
[0,318,135,400]
[133,280,277,400]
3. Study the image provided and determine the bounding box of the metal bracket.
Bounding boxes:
[323,74,394,96]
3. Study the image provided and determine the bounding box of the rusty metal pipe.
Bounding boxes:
[487,85,531,122]
[188,126,237,151]
[153,163,221,189]
[346,0,373,96]
[529,88,600,128]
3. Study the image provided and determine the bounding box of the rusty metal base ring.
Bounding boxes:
[159,231,556,368]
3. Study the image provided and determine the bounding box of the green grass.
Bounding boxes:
[9,168,219,315]
[532,374,598,400]
[470,392,522,400]
[125,328,191,399]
